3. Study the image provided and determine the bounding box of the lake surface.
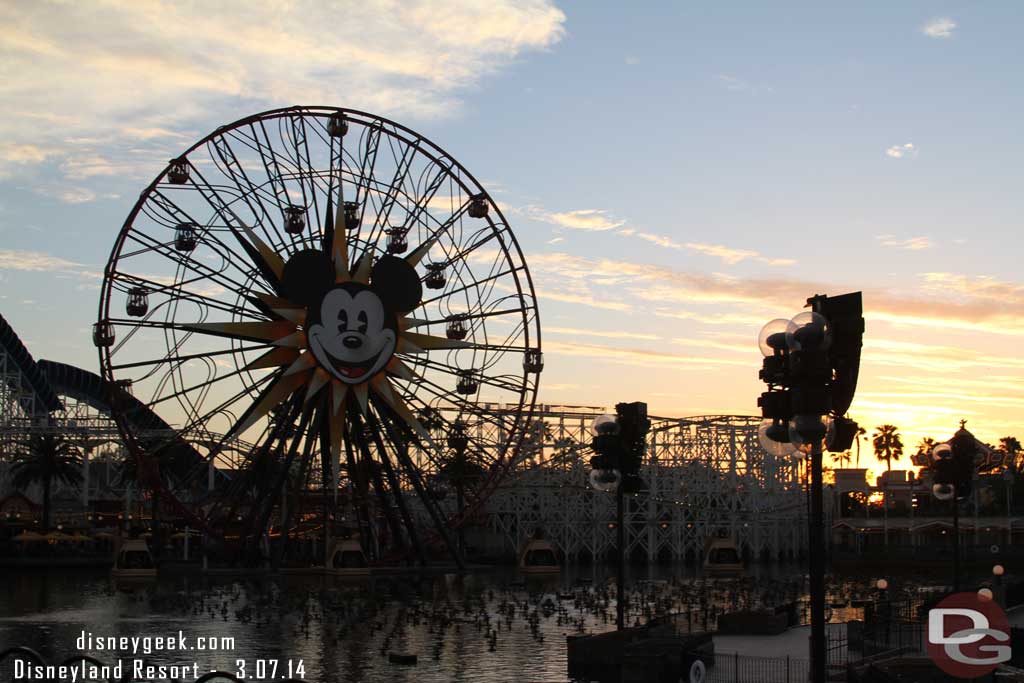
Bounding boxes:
[0,564,939,682]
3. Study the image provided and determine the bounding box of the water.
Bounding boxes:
[0,565,934,682]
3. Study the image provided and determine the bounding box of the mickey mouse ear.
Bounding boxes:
[371,255,422,313]
[281,249,335,306]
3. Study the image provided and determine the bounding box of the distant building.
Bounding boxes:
[831,463,1022,566]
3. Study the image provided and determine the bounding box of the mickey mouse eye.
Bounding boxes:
[336,310,348,333]
[357,310,368,333]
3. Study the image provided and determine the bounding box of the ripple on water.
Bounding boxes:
[0,565,940,683]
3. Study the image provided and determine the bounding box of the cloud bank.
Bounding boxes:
[0,0,566,180]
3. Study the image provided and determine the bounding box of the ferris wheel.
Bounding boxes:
[95,106,542,563]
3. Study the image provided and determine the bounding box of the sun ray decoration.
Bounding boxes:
[97,106,541,566]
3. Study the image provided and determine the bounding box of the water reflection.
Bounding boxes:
[0,565,927,682]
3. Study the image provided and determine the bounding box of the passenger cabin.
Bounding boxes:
[112,538,157,579]
[326,538,370,576]
[703,536,743,576]
[519,538,560,575]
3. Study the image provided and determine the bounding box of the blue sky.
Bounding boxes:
[1,1,1022,465]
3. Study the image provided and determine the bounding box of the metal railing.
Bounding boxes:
[689,651,809,683]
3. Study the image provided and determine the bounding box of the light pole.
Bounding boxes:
[930,425,976,592]
[590,413,625,630]
[447,421,470,562]
[756,292,864,683]
[876,578,890,647]
[589,403,649,631]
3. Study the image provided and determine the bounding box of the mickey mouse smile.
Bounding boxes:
[279,249,423,388]
[307,285,397,385]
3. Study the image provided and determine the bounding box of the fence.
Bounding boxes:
[688,650,809,683]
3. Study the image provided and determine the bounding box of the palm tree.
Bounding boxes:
[854,425,867,467]
[914,437,937,468]
[1000,436,1022,473]
[10,434,83,530]
[872,425,904,472]
[831,450,852,467]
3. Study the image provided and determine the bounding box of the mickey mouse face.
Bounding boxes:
[307,283,396,384]
[281,249,423,387]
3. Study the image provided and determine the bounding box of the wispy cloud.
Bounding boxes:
[0,1,566,180]
[716,74,773,94]
[535,287,633,312]
[529,251,1024,337]
[922,17,957,39]
[886,143,917,159]
[0,143,56,179]
[621,230,794,266]
[546,326,660,341]
[0,249,81,272]
[532,207,624,231]
[918,272,1024,304]
[876,234,932,250]
[683,241,795,266]
[544,339,750,369]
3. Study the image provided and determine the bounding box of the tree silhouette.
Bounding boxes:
[854,425,867,468]
[1000,436,1022,472]
[831,450,852,467]
[10,434,83,530]
[872,425,904,472]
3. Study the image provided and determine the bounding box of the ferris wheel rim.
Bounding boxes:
[95,106,542,541]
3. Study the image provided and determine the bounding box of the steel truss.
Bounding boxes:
[440,407,810,563]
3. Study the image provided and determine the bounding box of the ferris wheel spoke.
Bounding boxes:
[284,113,324,229]
[157,167,282,288]
[408,356,524,394]
[322,129,346,252]
[122,227,261,299]
[216,396,307,528]
[145,360,270,411]
[168,370,280,446]
[347,120,384,242]
[108,343,274,372]
[419,264,524,307]
[362,407,426,562]
[179,165,288,291]
[101,108,540,554]
[355,135,422,261]
[417,200,471,251]
[105,318,296,349]
[400,157,458,236]
[407,306,530,328]
[373,396,464,568]
[111,271,269,322]
[207,133,289,244]
[229,120,303,253]
[397,372,521,428]
[148,185,280,281]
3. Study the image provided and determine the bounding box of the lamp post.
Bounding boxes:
[756,292,864,683]
[590,413,625,630]
[447,421,470,563]
[876,578,890,647]
[588,403,649,631]
[930,425,976,592]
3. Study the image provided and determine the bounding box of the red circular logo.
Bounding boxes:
[926,591,1011,678]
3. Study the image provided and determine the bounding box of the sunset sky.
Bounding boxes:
[1,2,1021,472]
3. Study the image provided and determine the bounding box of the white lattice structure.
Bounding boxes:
[480,407,810,563]
[4,306,812,564]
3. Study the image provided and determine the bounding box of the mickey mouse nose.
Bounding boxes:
[342,335,362,349]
